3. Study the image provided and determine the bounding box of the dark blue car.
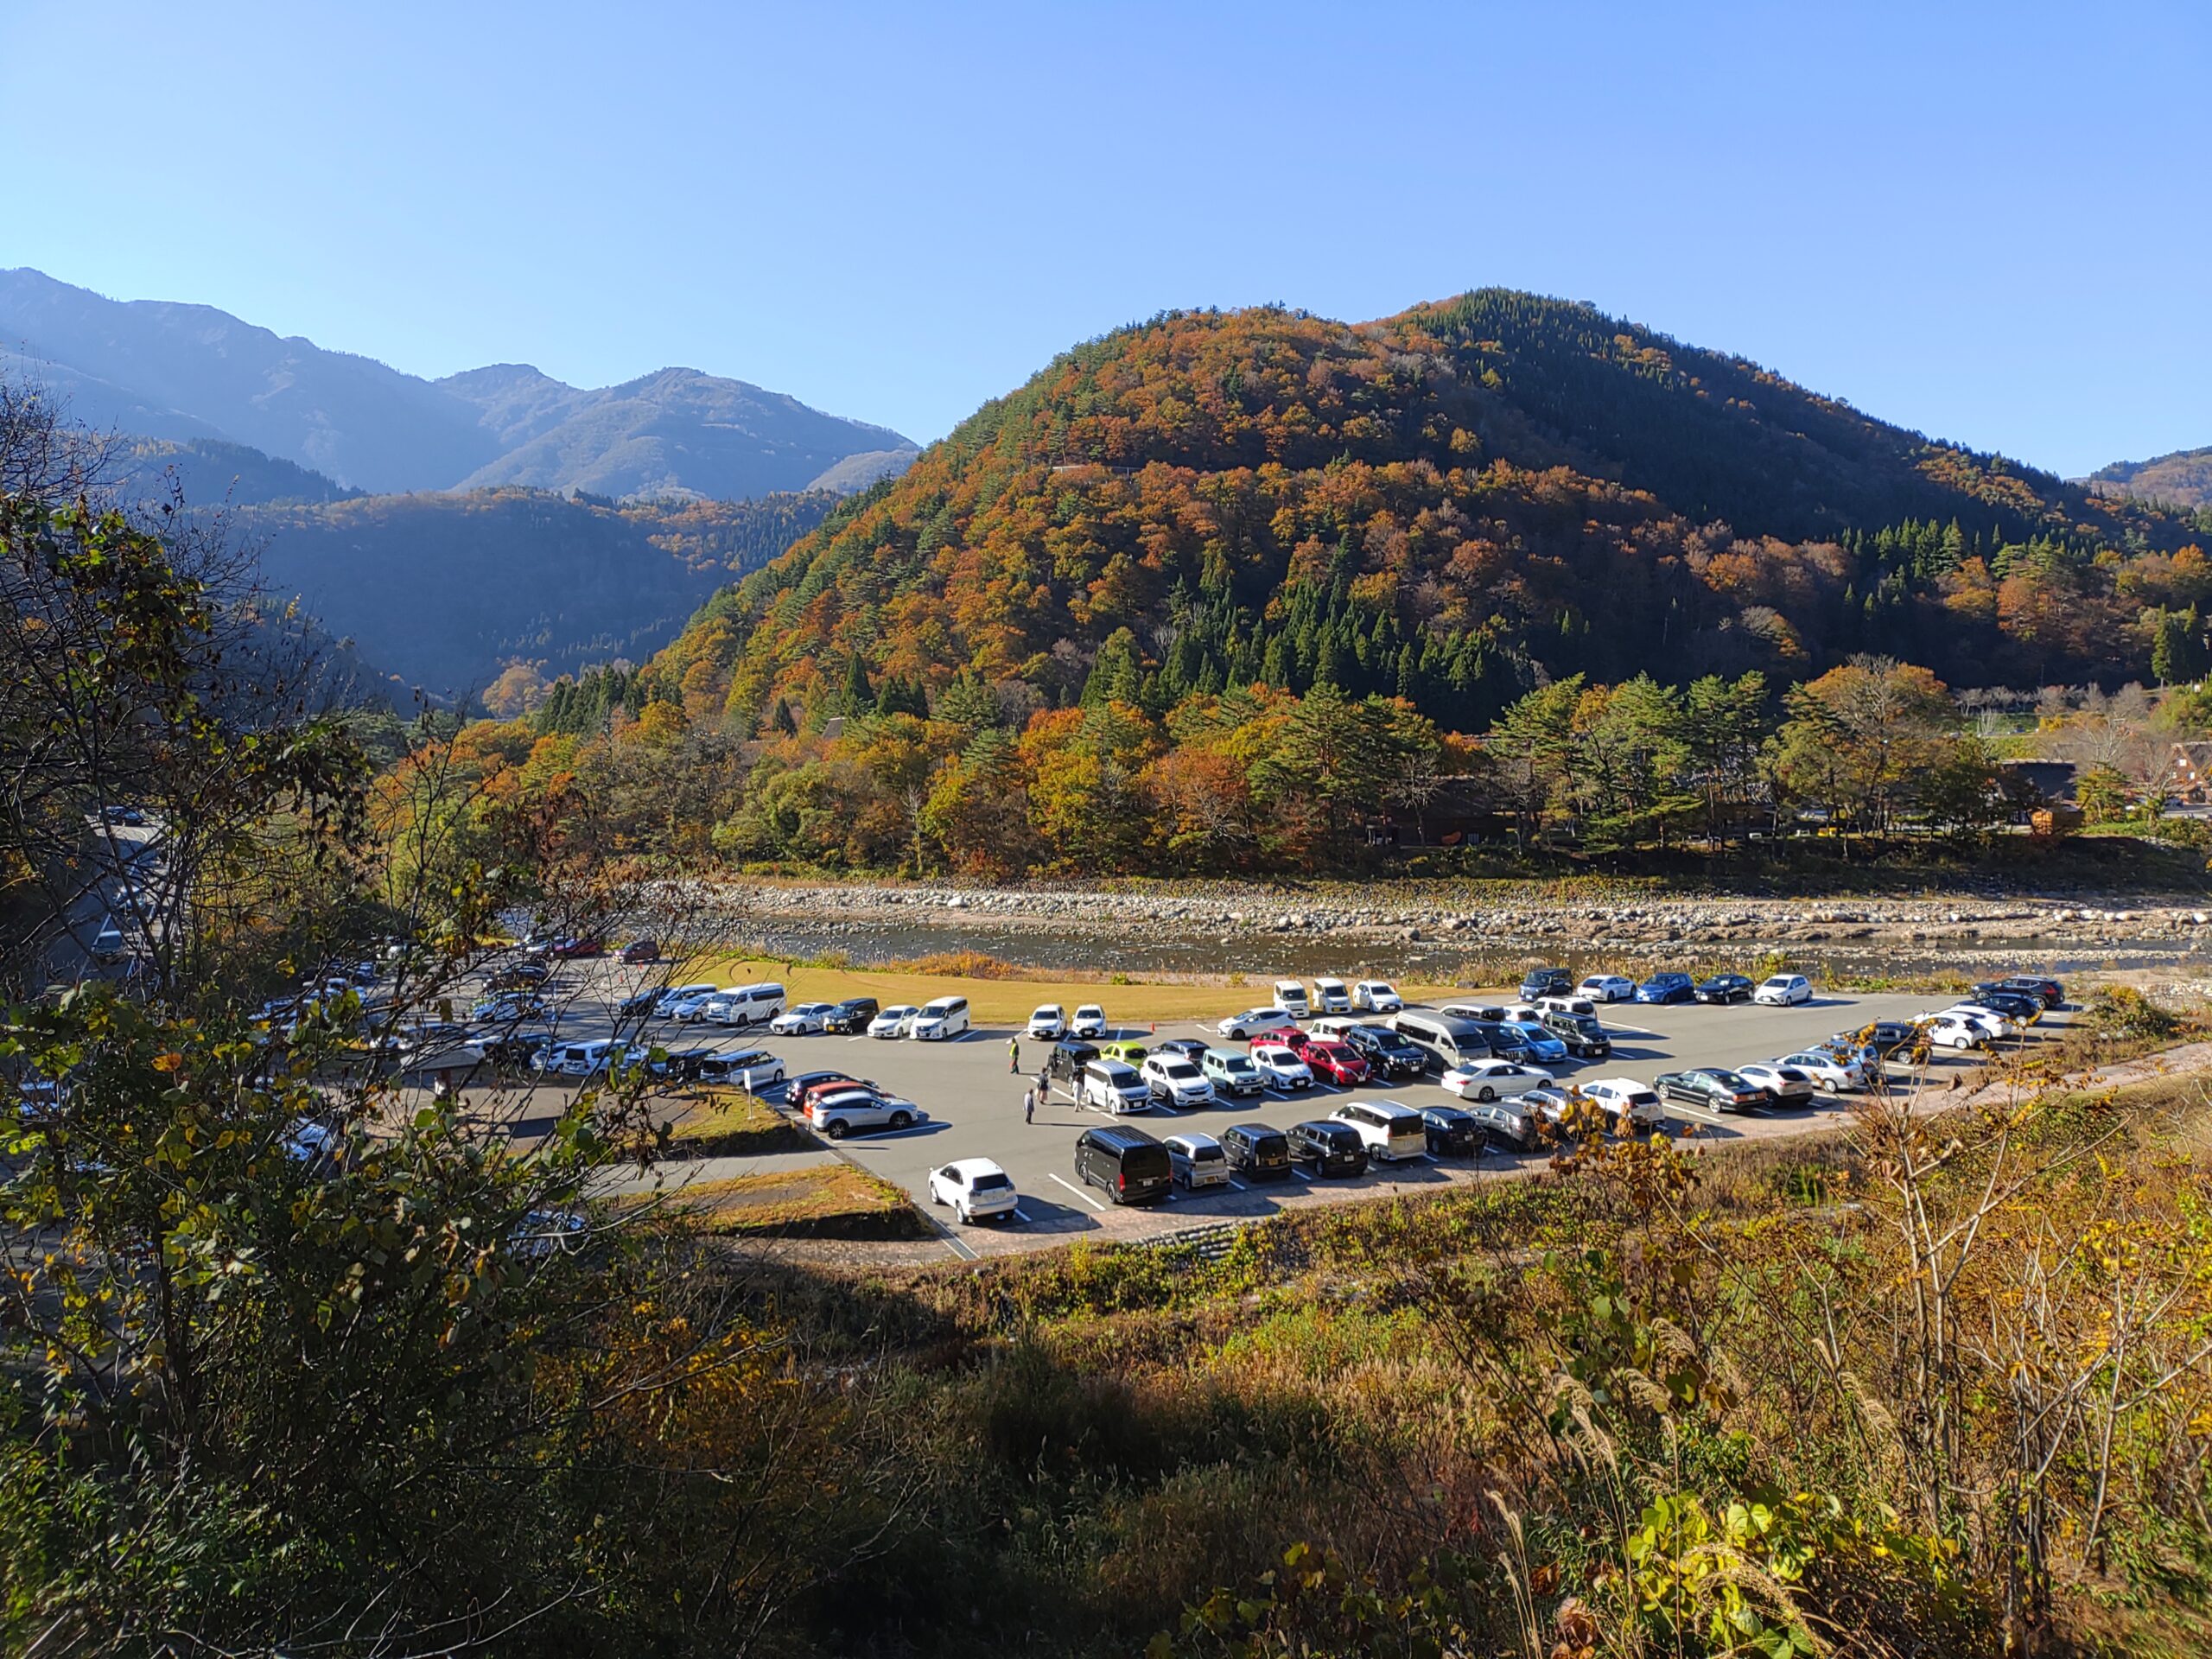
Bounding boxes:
[1635,972,1695,1005]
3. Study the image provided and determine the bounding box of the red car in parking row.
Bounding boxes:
[1245,1027,1370,1086]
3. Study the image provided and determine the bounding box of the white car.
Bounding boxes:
[1351,980,1404,1014]
[1917,1012,1989,1051]
[1735,1062,1816,1108]
[652,983,717,1020]
[806,1087,925,1138]
[1441,1058,1553,1102]
[1328,1100,1426,1162]
[868,1005,918,1039]
[909,995,971,1040]
[1071,1004,1108,1039]
[1776,1050,1868,1092]
[1580,1077,1669,1129]
[710,1047,785,1089]
[1164,1132,1231,1189]
[928,1158,1019,1223]
[1944,1003,2018,1039]
[769,1001,836,1035]
[1217,1007,1298,1040]
[1753,974,1812,1007]
[1312,977,1352,1014]
[698,986,752,1022]
[1248,1041,1313,1089]
[665,988,724,1022]
[1578,975,1636,1004]
[1141,1054,1215,1108]
[1027,1004,1066,1040]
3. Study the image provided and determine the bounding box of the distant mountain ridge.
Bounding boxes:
[0,268,916,498]
[2088,446,2212,511]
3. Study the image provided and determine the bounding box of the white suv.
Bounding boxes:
[929,1159,1018,1223]
[806,1088,925,1139]
[1218,1007,1297,1040]
[1580,1077,1669,1129]
[1141,1054,1215,1108]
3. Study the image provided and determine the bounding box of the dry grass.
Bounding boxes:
[676,1161,929,1240]
[664,1088,812,1158]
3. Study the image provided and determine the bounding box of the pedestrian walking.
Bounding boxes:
[1023,1084,1036,1124]
[1008,1036,1020,1073]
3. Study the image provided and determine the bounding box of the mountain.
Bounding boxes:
[114,437,360,506]
[0,268,914,498]
[2088,446,2212,511]
[640,293,2202,731]
[247,488,838,693]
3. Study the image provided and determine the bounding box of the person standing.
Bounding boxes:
[1008,1036,1020,1073]
[1023,1084,1036,1124]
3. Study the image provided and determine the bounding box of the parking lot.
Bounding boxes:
[531,968,2063,1260]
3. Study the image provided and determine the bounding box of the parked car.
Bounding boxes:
[1221,1122,1294,1179]
[1518,967,1573,1002]
[1096,1038,1149,1065]
[716,982,788,1027]
[790,1072,866,1112]
[1753,974,1812,1007]
[696,1048,785,1088]
[89,914,129,962]
[617,988,660,1018]
[1735,1062,1817,1109]
[910,995,972,1040]
[1541,1009,1612,1059]
[1578,974,1637,1003]
[547,936,605,959]
[1420,1104,1484,1156]
[1340,1022,1427,1078]
[1942,1003,2018,1040]
[1859,1020,1922,1058]
[1200,1047,1266,1097]
[1287,1119,1369,1178]
[1071,1004,1109,1039]
[480,1032,553,1071]
[1635,973,1696,1005]
[490,962,550,990]
[1503,1020,1568,1065]
[1046,1040,1102,1085]
[1389,1010,1490,1074]
[806,1087,924,1139]
[1027,1004,1066,1039]
[929,1158,1019,1223]
[469,994,549,1024]
[1312,976,1352,1014]
[823,997,878,1034]
[1444,1057,1551,1101]
[1164,1132,1231,1189]
[618,938,658,963]
[1777,1049,1871,1091]
[1328,1099,1426,1163]
[1694,974,1755,1005]
[1073,1125,1172,1205]
[1301,1039,1370,1086]
[1655,1067,1767,1113]
[654,984,718,1020]
[1993,975,2065,1008]
[1141,1053,1215,1108]
[1917,1012,1990,1051]
[1976,990,2045,1027]
[1154,1036,1211,1061]
[1248,1041,1314,1090]
[1351,980,1404,1014]
[1536,994,1599,1019]
[770,1001,836,1035]
[1079,1058,1152,1114]
[1439,1002,1509,1025]
[1272,979,1313,1019]
[867,1005,918,1039]
[1217,1006,1298,1040]
[1580,1077,1669,1129]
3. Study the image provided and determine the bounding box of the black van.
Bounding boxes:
[1541,1009,1612,1059]
[823,997,879,1034]
[1046,1039,1101,1086]
[1220,1122,1293,1180]
[1287,1120,1368,1178]
[1074,1125,1172,1205]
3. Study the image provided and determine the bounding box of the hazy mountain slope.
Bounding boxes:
[0,268,499,491]
[2088,446,2212,510]
[114,437,359,506]
[246,488,837,691]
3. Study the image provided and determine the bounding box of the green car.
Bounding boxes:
[1096,1038,1149,1065]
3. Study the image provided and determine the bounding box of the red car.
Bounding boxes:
[549,935,606,959]
[619,938,658,964]
[794,1075,868,1113]
[1249,1027,1312,1056]
[1301,1039,1370,1087]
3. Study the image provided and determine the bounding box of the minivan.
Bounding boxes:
[1391,1011,1490,1073]
[1080,1059,1151,1114]
[823,997,879,1033]
[1311,977,1351,1014]
[1074,1126,1173,1205]
[1221,1122,1293,1179]
[708,982,787,1026]
[1046,1040,1101,1086]
[1273,979,1312,1019]
[1328,1100,1426,1163]
[1164,1132,1230,1189]
[1541,1009,1612,1058]
[1287,1120,1368,1178]
[910,995,971,1040]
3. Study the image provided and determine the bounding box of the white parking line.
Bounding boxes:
[1012,1207,1031,1224]
[1288,1167,1314,1181]
[1048,1172,1106,1211]
[1226,1178,1246,1191]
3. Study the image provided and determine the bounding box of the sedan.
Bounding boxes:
[1027,1004,1066,1039]
[1655,1068,1767,1114]
[1248,1042,1314,1089]
[769,1001,836,1035]
[1635,973,1696,1005]
[1777,1050,1869,1092]
[929,1158,1019,1224]
[1441,1058,1552,1102]
[1300,1039,1370,1087]
[1694,975,1755,1005]
[1217,1007,1299,1041]
[867,1006,918,1039]
[1735,1063,1817,1108]
[1579,975,1637,1003]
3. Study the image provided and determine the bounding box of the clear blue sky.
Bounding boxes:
[3,1,2204,474]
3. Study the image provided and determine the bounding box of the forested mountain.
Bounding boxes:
[644,295,2200,739]
[114,437,360,506]
[0,268,913,497]
[247,488,838,693]
[2089,445,2212,511]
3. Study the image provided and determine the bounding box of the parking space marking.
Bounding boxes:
[1049,1172,1106,1211]
[1226,1177,1246,1192]
[1288,1166,1314,1181]
[939,1231,978,1262]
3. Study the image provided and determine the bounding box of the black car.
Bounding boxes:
[1074,1126,1173,1205]
[1420,1104,1484,1157]
[1154,1036,1211,1061]
[1221,1122,1294,1179]
[618,988,659,1018]
[1540,1009,1611,1058]
[1518,967,1573,1001]
[1996,975,2065,1007]
[1287,1120,1368,1178]
[1046,1039,1101,1085]
[480,1032,551,1070]
[1694,974,1755,1005]
[823,997,880,1034]
[1341,1022,1427,1078]
[1978,990,2044,1026]
[1465,1020,1534,1063]
[1655,1068,1767,1113]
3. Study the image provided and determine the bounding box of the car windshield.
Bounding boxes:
[1220,1057,1255,1072]
[1162,1062,1199,1080]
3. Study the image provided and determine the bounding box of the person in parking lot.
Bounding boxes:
[1008,1036,1020,1072]
[1023,1084,1036,1124]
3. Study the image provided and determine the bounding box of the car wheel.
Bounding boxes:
[825,1120,849,1140]
[889,1110,912,1130]
[1478,1085,1497,1103]
[957,1206,970,1225]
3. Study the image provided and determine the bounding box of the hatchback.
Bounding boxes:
[1164,1133,1231,1189]
[1221,1122,1293,1179]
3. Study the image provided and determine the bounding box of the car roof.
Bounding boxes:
[1084,1124,1161,1149]
[1165,1132,1220,1151]
[944,1156,1007,1178]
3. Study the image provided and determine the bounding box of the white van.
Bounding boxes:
[910,995,971,1040]
[1328,1099,1427,1163]
[554,1038,631,1077]
[1273,979,1312,1019]
[1312,977,1351,1014]
[709,982,786,1027]
[1389,1011,1489,1074]
[1537,995,1599,1019]
[1080,1058,1151,1114]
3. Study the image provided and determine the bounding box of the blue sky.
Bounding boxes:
[2,1,2204,474]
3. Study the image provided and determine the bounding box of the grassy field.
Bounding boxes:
[671,1161,927,1240]
[664,1087,813,1157]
